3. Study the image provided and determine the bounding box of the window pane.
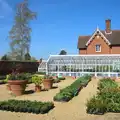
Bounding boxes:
[96,45,100,51]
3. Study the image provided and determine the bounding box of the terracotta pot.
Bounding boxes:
[6,84,11,91]
[43,79,53,90]
[35,85,41,92]
[8,80,28,96]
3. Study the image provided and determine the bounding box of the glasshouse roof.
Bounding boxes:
[47,54,120,64]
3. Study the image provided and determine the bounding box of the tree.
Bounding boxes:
[9,0,36,60]
[31,57,37,62]
[1,54,9,60]
[24,53,31,60]
[59,50,67,55]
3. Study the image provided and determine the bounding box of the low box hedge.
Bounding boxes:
[53,75,91,102]
[0,99,54,114]
[86,78,120,115]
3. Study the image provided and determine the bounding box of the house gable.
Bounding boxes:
[86,28,111,46]
[86,34,111,54]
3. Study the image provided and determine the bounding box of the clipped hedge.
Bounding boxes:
[54,75,91,102]
[86,78,120,115]
[0,99,54,114]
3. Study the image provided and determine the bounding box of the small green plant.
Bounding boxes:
[32,75,43,86]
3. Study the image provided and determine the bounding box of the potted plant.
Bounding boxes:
[43,75,53,90]
[7,73,28,96]
[5,75,11,91]
[32,75,43,92]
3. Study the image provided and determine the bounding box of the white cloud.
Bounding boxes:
[0,0,13,18]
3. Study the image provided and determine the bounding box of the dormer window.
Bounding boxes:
[95,44,101,52]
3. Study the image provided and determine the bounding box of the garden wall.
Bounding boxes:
[0,61,39,75]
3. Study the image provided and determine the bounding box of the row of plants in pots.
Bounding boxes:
[6,73,55,96]
[6,72,66,96]
[0,99,54,114]
[86,78,120,115]
[53,75,91,102]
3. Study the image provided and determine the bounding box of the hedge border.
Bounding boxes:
[53,75,91,102]
[0,99,54,114]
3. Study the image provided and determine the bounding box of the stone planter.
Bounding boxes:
[8,80,28,96]
[43,79,53,90]
[35,85,41,92]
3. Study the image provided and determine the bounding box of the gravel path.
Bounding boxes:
[0,77,120,120]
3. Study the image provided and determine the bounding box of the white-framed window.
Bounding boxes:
[95,44,101,52]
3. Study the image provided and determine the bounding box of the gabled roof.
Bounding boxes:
[78,29,120,49]
[86,28,111,46]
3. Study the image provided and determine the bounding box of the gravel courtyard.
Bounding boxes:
[0,77,120,120]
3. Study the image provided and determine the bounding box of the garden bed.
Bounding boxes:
[0,99,54,114]
[86,78,120,115]
[53,75,91,102]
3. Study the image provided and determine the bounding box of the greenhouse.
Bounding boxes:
[45,54,120,77]
[38,60,47,72]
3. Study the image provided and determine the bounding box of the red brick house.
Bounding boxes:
[78,19,120,54]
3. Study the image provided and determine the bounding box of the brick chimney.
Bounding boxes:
[105,19,111,34]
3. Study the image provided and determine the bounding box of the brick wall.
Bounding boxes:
[79,36,111,54]
[0,61,39,75]
[111,46,120,54]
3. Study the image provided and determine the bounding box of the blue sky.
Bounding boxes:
[0,0,120,59]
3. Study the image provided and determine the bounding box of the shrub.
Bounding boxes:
[86,96,107,115]
[0,75,6,84]
[0,75,6,80]
[86,78,120,114]
[24,53,31,61]
[1,54,9,61]
[98,78,118,91]
[0,99,54,114]
[54,75,91,102]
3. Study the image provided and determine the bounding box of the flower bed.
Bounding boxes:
[0,99,54,114]
[53,75,91,102]
[86,78,120,115]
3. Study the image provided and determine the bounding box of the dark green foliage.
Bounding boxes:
[86,78,120,115]
[0,75,6,84]
[59,50,67,55]
[54,75,91,102]
[24,53,31,60]
[0,99,54,114]
[36,72,46,75]
[0,75,6,80]
[1,55,9,61]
